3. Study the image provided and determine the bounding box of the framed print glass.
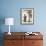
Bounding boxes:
[20,8,34,24]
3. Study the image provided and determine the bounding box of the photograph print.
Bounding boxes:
[20,8,34,24]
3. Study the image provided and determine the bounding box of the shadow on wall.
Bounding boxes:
[0,16,5,46]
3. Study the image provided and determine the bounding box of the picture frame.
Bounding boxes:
[20,8,34,24]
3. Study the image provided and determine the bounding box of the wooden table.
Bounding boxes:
[4,32,43,46]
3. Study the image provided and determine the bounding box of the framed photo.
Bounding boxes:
[20,8,34,24]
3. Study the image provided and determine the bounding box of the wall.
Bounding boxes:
[0,0,46,32]
[0,0,46,46]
